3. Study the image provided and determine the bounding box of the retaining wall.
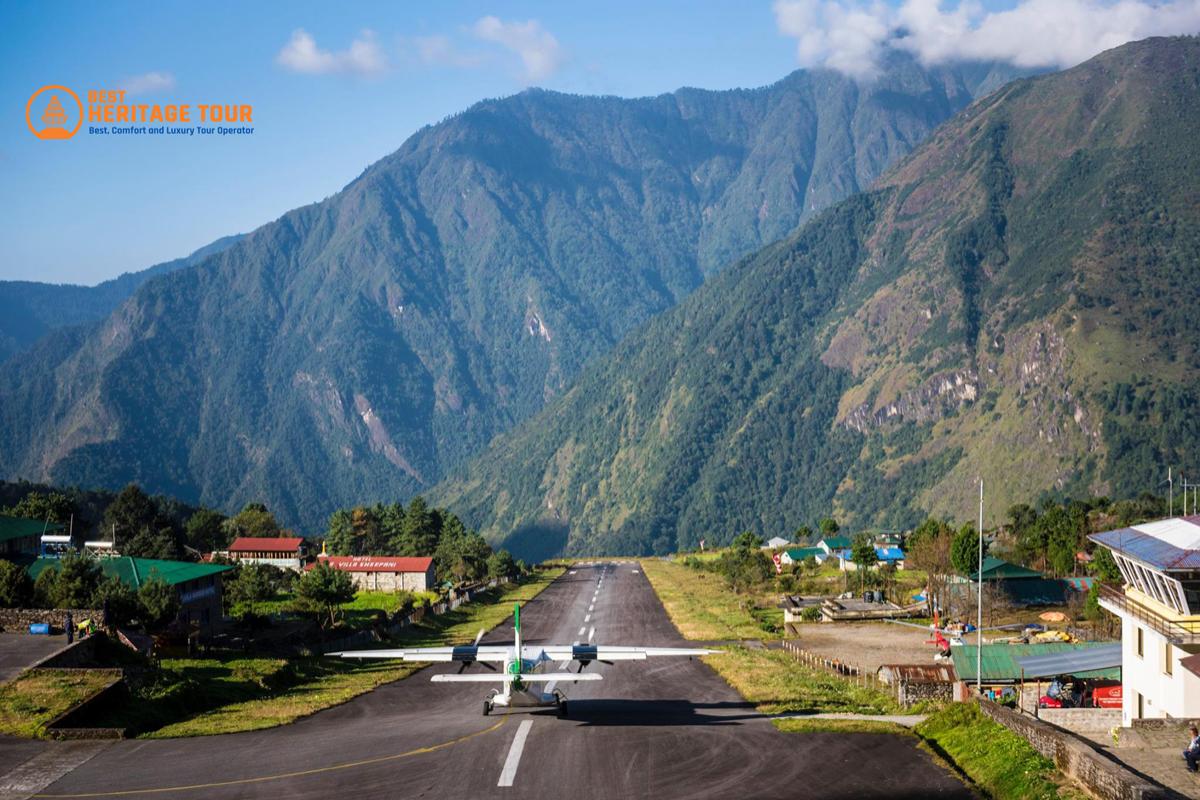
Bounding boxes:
[0,607,99,632]
[979,699,1168,800]
[42,668,127,740]
[1039,707,1122,735]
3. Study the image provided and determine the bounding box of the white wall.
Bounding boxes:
[1119,614,1194,726]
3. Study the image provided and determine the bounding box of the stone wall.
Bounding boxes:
[0,607,99,632]
[31,636,101,669]
[979,699,1169,800]
[43,668,127,740]
[1039,707,1122,735]
[897,680,952,707]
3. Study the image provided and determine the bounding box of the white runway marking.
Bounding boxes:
[584,614,591,623]
[588,603,594,612]
[578,626,585,636]
[588,626,596,641]
[498,720,534,787]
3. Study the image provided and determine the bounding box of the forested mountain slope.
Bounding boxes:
[0,235,242,362]
[431,37,1200,560]
[0,54,1020,530]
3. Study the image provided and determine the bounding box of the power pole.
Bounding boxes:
[977,477,984,697]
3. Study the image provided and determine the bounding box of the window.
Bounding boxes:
[1164,642,1174,676]
[1137,692,1144,719]
[1137,627,1144,657]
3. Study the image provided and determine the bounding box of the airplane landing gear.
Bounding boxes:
[557,699,568,718]
[483,700,492,716]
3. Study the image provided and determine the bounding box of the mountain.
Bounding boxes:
[430,36,1200,561]
[0,234,243,362]
[0,55,1026,531]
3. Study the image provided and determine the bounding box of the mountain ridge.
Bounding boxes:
[0,53,1031,531]
[429,36,1200,560]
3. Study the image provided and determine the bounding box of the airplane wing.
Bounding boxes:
[431,673,603,683]
[536,645,715,662]
[329,645,512,662]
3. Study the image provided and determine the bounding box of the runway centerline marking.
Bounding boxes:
[584,614,591,623]
[33,717,508,798]
[497,720,534,788]
[577,626,585,636]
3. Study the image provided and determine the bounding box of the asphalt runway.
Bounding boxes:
[10,563,971,799]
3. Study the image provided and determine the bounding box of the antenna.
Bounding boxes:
[1169,467,1174,517]
[977,477,984,697]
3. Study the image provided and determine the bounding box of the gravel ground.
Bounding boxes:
[791,621,939,672]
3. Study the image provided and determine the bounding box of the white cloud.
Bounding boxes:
[119,72,175,95]
[412,34,485,68]
[471,16,564,81]
[276,29,387,76]
[774,0,1200,79]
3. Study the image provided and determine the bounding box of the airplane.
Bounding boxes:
[330,602,715,717]
[885,613,1026,652]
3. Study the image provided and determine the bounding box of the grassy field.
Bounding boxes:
[915,703,1087,800]
[706,646,909,715]
[639,558,780,640]
[0,669,117,737]
[771,717,912,735]
[95,567,564,738]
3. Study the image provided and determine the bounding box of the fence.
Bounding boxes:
[322,576,513,654]
[781,640,885,691]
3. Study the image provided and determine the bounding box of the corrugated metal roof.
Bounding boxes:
[969,557,1042,581]
[1016,643,1121,677]
[28,556,231,588]
[876,664,957,683]
[952,641,1121,682]
[0,515,64,544]
[875,547,905,560]
[1090,522,1200,570]
[819,536,852,549]
[229,536,305,552]
[783,546,823,561]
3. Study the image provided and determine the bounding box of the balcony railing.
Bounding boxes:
[1098,584,1200,645]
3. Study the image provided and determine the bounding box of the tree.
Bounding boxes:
[486,550,518,580]
[222,502,281,541]
[325,509,355,555]
[33,568,59,608]
[296,563,356,627]
[2,491,75,526]
[93,576,138,627]
[52,553,103,608]
[398,497,439,556]
[184,508,227,553]
[1090,546,1122,582]
[850,533,876,571]
[951,524,987,576]
[793,525,815,544]
[0,560,34,607]
[105,484,184,560]
[225,563,277,615]
[718,533,773,593]
[730,530,763,550]
[138,578,180,629]
[818,518,840,537]
[907,518,955,616]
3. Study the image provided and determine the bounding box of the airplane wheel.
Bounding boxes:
[483,701,492,716]
[558,700,568,718]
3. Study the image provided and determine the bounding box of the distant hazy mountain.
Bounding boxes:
[431,37,1200,560]
[0,234,243,362]
[0,53,1028,531]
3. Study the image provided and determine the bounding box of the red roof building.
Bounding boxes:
[227,536,306,571]
[315,555,435,592]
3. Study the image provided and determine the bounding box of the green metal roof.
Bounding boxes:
[952,641,1121,682]
[969,556,1043,581]
[0,515,64,544]
[784,547,824,561]
[819,536,852,549]
[28,556,231,588]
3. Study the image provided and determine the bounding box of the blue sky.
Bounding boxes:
[3,0,1197,285]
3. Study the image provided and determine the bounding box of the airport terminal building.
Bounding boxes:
[1091,517,1200,725]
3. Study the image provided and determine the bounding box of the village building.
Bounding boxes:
[26,556,232,635]
[1091,517,1200,725]
[314,555,435,592]
[0,515,62,558]
[227,536,306,571]
[949,556,1070,606]
[816,535,851,554]
[762,536,791,549]
[779,546,824,566]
